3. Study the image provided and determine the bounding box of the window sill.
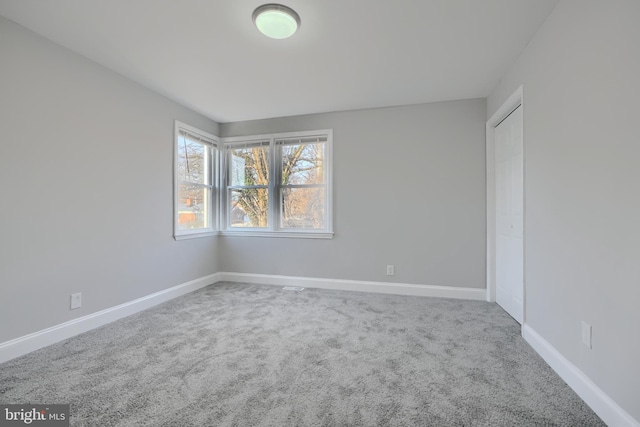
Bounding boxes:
[220,230,334,239]
[174,230,219,240]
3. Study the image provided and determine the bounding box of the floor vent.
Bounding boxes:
[282,286,305,291]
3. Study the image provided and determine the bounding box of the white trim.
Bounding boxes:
[0,273,221,364]
[486,85,524,308]
[222,129,334,144]
[523,324,640,427]
[218,272,486,301]
[220,230,333,239]
[174,230,219,240]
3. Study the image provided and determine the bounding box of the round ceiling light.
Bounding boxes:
[252,4,301,39]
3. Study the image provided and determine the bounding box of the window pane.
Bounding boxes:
[281,142,325,185]
[177,136,211,185]
[229,145,270,186]
[177,184,210,230]
[230,188,269,228]
[281,187,325,229]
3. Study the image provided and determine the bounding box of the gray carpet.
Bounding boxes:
[0,282,604,426]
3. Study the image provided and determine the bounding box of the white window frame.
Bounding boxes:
[173,120,219,240]
[221,129,333,239]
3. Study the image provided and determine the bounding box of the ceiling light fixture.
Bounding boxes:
[252,4,300,39]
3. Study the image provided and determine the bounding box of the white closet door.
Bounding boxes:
[495,104,523,324]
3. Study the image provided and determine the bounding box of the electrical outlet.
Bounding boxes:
[581,321,592,349]
[70,293,82,310]
[386,265,395,276]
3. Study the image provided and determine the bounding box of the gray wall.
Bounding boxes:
[220,100,487,288]
[0,17,220,343]
[487,0,640,420]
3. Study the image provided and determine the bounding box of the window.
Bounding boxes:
[278,137,327,229]
[173,121,218,239]
[222,130,333,238]
[227,141,270,228]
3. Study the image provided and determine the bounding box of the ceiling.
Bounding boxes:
[0,0,559,123]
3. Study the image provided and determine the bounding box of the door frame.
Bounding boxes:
[486,85,525,323]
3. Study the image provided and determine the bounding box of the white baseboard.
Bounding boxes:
[217,272,486,301]
[523,324,639,427]
[0,273,221,364]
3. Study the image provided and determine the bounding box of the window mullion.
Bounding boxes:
[270,137,279,231]
[212,147,219,231]
[179,181,213,189]
[227,185,268,190]
[279,184,325,189]
[220,145,231,230]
